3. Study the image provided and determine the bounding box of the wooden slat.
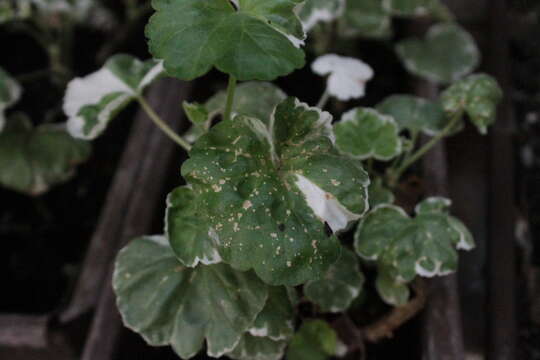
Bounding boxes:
[486,0,517,359]
[60,103,156,323]
[80,78,190,360]
[0,315,48,348]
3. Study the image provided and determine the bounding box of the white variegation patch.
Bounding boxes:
[300,0,346,32]
[63,56,163,140]
[0,69,23,133]
[312,54,374,101]
[295,174,361,232]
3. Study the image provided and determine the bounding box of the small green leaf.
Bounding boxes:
[113,236,269,359]
[64,54,163,140]
[183,102,209,125]
[0,67,22,133]
[441,74,503,134]
[227,335,287,360]
[286,320,345,360]
[368,179,395,207]
[169,98,369,285]
[0,113,91,195]
[376,95,451,135]
[299,0,345,32]
[334,108,402,161]
[338,0,392,39]
[182,101,211,144]
[376,270,410,306]
[304,248,364,313]
[396,23,480,84]
[250,286,296,340]
[146,0,305,81]
[355,199,475,288]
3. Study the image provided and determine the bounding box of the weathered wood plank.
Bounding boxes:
[0,315,48,348]
[486,0,518,359]
[416,81,466,360]
[80,78,190,360]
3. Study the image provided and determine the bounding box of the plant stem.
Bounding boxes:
[316,89,330,109]
[137,96,192,151]
[223,75,237,122]
[389,112,462,186]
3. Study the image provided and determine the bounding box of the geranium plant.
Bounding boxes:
[55,0,504,359]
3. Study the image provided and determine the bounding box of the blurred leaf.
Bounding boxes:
[354,197,475,304]
[396,23,480,84]
[0,113,91,195]
[441,73,503,134]
[286,320,345,360]
[339,0,392,39]
[299,0,345,32]
[376,94,450,135]
[304,248,364,313]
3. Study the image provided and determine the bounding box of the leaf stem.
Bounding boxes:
[137,96,192,152]
[388,112,462,186]
[223,75,237,122]
[316,89,331,109]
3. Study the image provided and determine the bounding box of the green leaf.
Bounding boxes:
[368,179,395,208]
[0,67,22,133]
[168,98,369,285]
[0,0,32,23]
[146,0,305,81]
[334,108,402,161]
[183,101,209,125]
[354,198,475,288]
[64,54,163,140]
[227,335,287,360]
[0,113,91,195]
[304,248,364,313]
[383,0,440,16]
[376,95,450,135]
[376,269,410,306]
[249,286,296,340]
[395,23,480,84]
[286,320,345,360]
[440,74,503,134]
[338,0,392,39]
[182,101,211,144]
[299,0,345,32]
[165,186,222,267]
[113,236,269,359]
